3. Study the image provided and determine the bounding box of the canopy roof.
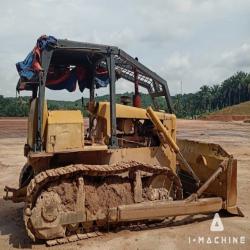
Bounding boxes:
[16,37,173,112]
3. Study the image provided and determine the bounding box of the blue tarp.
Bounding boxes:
[16,35,57,80]
[37,35,57,50]
[16,51,35,80]
[95,75,109,88]
[16,35,110,92]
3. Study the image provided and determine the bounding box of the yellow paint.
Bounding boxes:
[89,102,176,140]
[28,101,176,172]
[46,110,84,153]
[146,106,179,152]
[96,102,175,120]
[27,98,48,148]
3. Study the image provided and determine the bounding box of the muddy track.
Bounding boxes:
[24,161,182,243]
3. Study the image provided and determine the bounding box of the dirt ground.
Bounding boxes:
[0,118,249,250]
[202,114,250,122]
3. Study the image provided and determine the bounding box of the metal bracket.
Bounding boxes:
[36,49,53,151]
[106,52,118,148]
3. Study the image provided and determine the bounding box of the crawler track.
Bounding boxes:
[46,220,175,247]
[24,161,182,244]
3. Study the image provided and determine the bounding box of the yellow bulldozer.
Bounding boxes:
[4,36,241,246]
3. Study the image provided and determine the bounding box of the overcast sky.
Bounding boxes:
[0,0,249,100]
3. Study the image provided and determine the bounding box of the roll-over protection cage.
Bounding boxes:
[20,39,173,151]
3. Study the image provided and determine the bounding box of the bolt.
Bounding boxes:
[25,207,32,216]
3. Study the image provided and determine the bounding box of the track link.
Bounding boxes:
[46,220,176,247]
[46,231,103,246]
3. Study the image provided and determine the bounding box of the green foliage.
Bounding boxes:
[173,71,250,118]
[0,95,30,117]
[1,71,250,117]
[0,96,81,117]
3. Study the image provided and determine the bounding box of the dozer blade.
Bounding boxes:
[109,197,223,222]
[177,139,242,216]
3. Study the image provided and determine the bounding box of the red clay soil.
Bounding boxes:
[0,118,27,139]
[202,101,250,121]
[202,114,250,122]
[47,174,134,215]
[84,176,134,215]
[0,118,250,250]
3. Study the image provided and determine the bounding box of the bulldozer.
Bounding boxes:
[4,36,241,246]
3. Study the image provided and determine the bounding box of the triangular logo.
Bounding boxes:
[210,213,224,232]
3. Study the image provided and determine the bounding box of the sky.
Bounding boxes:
[0,0,249,100]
